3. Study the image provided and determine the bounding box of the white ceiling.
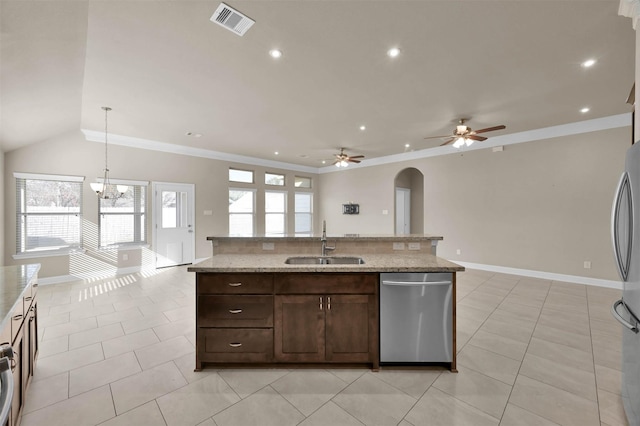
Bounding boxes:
[0,1,635,169]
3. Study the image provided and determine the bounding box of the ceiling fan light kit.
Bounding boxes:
[424,118,506,149]
[333,148,364,168]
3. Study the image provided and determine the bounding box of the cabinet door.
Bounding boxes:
[325,295,374,363]
[10,332,22,426]
[274,295,324,362]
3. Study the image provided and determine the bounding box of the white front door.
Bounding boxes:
[153,182,195,268]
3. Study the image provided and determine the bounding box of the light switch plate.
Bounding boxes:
[262,242,275,251]
[393,242,405,250]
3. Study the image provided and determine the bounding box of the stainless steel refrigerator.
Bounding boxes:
[611,141,640,426]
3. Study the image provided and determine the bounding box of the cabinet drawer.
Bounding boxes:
[198,295,273,327]
[198,274,273,294]
[10,302,24,345]
[199,328,273,362]
[275,273,378,294]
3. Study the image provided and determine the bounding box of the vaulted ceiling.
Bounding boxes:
[0,1,635,168]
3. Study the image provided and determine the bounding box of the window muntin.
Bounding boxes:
[265,191,286,236]
[229,189,255,236]
[265,173,285,186]
[99,185,147,247]
[16,175,83,254]
[294,192,313,235]
[229,168,254,184]
[294,176,312,188]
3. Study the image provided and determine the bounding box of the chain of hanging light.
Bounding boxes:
[90,107,128,199]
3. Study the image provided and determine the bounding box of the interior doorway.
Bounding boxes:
[152,182,195,268]
[394,168,424,235]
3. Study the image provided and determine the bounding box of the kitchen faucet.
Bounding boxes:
[321,220,335,256]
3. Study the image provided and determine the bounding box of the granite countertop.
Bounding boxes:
[0,264,40,334]
[207,234,444,242]
[188,253,464,273]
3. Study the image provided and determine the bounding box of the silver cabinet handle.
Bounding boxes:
[228,282,242,287]
[611,172,633,282]
[229,309,243,314]
[612,299,639,333]
[229,342,242,348]
[328,296,331,310]
[319,296,323,310]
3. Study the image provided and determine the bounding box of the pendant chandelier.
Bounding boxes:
[90,107,128,199]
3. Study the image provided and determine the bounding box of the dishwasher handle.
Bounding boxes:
[381,280,451,286]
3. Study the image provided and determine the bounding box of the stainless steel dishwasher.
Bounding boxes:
[380,272,453,364]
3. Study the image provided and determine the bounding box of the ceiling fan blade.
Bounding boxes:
[473,125,506,134]
[424,135,453,140]
[467,134,487,141]
[348,155,365,159]
[439,138,455,146]
[349,159,361,163]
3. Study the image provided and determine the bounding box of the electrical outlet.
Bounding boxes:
[203,210,212,216]
[456,249,461,255]
[584,261,591,269]
[393,242,405,250]
[262,242,275,251]
[408,242,421,250]
[122,254,129,261]
[382,209,389,215]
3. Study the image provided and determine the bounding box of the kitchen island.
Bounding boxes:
[189,236,464,372]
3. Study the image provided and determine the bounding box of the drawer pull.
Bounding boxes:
[228,282,242,287]
[229,342,242,348]
[229,309,243,314]
[12,315,22,321]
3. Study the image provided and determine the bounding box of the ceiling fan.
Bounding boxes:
[333,148,364,167]
[424,119,506,148]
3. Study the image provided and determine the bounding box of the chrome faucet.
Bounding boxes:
[321,220,335,256]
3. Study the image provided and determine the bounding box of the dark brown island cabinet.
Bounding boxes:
[195,273,379,370]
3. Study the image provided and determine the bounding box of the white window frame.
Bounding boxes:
[97,178,149,248]
[265,190,287,236]
[265,172,285,186]
[294,191,313,236]
[229,168,254,184]
[14,172,85,259]
[229,188,256,236]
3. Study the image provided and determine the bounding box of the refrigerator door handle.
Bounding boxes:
[611,172,633,282]
[611,299,639,333]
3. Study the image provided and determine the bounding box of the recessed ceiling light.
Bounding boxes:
[322,160,326,164]
[582,58,596,68]
[360,125,366,131]
[405,143,410,148]
[274,151,279,155]
[580,107,590,113]
[387,47,401,58]
[269,49,282,59]
[185,132,202,137]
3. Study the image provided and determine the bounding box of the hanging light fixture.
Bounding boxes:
[90,107,128,199]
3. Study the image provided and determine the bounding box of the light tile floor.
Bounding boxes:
[20,267,628,426]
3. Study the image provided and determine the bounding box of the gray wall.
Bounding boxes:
[319,127,630,280]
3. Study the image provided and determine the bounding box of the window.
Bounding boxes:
[294,176,312,188]
[15,173,84,255]
[294,192,313,235]
[265,173,285,186]
[99,184,147,247]
[265,191,286,236]
[229,168,254,183]
[229,189,255,236]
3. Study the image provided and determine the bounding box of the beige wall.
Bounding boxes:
[319,127,630,280]
[4,130,318,279]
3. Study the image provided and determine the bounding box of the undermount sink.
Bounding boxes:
[285,256,365,265]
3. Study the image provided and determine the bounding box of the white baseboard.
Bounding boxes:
[454,261,622,290]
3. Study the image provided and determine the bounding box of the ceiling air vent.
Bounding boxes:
[210,3,255,36]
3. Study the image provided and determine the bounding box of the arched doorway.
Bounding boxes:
[394,168,424,234]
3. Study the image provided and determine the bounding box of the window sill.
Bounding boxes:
[98,244,149,251]
[13,247,86,260]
